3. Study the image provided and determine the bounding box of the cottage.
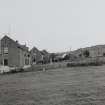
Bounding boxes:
[0,35,31,72]
[40,50,50,64]
[30,47,43,64]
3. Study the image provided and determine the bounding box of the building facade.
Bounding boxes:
[0,35,31,68]
[30,47,43,64]
[72,45,105,58]
[40,50,50,64]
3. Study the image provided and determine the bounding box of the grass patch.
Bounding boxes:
[0,66,105,104]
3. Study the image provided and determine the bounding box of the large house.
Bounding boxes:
[0,35,31,70]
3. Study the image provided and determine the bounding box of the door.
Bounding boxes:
[4,59,8,66]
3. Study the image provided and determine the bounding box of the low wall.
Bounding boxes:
[0,66,10,73]
[24,62,68,72]
[24,56,105,72]
[1,56,105,74]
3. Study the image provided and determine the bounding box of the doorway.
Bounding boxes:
[4,59,8,66]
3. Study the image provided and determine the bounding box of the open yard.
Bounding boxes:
[0,66,105,105]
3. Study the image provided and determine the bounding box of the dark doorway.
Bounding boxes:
[4,59,8,66]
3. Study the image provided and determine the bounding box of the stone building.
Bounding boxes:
[72,45,105,58]
[40,50,50,64]
[30,47,43,64]
[0,35,31,69]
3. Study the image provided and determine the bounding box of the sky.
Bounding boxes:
[0,0,105,52]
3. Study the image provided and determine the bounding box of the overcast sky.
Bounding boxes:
[0,0,105,52]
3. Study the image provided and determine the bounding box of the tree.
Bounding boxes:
[63,54,70,60]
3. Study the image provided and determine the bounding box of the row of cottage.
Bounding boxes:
[0,35,50,69]
[1,35,105,70]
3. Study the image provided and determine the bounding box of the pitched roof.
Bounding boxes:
[1,35,29,51]
[41,50,49,55]
[30,47,39,52]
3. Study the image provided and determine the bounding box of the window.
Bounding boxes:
[4,47,8,54]
[103,53,105,57]
[28,54,30,57]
